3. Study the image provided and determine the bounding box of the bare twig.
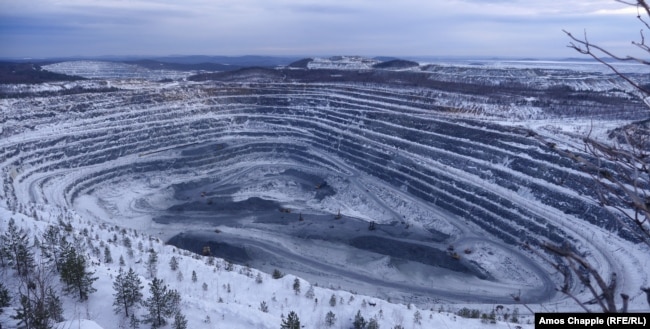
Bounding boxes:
[564,29,650,95]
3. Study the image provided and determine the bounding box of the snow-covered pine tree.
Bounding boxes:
[13,293,46,329]
[146,250,158,278]
[45,287,64,322]
[259,300,269,312]
[104,246,113,264]
[60,246,97,301]
[172,312,188,329]
[304,285,315,299]
[413,310,422,325]
[353,310,367,329]
[169,256,178,271]
[0,282,10,312]
[40,225,64,271]
[329,294,336,307]
[123,236,132,248]
[142,277,181,328]
[368,317,379,329]
[3,218,34,277]
[113,267,144,318]
[280,311,301,329]
[129,313,140,329]
[325,311,336,327]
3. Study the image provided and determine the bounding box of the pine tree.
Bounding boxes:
[129,314,140,329]
[40,225,64,271]
[13,294,40,329]
[0,229,7,268]
[113,267,144,318]
[293,278,301,295]
[305,285,315,299]
[169,256,178,271]
[3,218,34,277]
[45,287,64,322]
[280,311,301,329]
[172,312,188,329]
[146,251,158,278]
[0,282,11,312]
[259,300,269,312]
[329,294,337,307]
[191,270,197,283]
[142,277,181,329]
[255,272,263,284]
[325,311,336,327]
[142,277,167,328]
[413,310,422,325]
[123,236,132,248]
[104,246,113,264]
[14,238,35,277]
[60,247,97,301]
[119,255,126,267]
[368,318,380,329]
[353,310,367,329]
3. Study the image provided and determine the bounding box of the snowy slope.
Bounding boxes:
[0,205,534,329]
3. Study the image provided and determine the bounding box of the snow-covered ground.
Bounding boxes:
[1,60,649,328]
[0,203,535,329]
[42,61,194,81]
[306,56,381,70]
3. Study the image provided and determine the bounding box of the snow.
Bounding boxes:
[54,319,105,329]
[42,61,193,81]
[0,205,535,329]
[1,59,649,328]
[307,56,381,70]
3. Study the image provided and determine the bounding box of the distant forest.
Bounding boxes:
[0,62,83,84]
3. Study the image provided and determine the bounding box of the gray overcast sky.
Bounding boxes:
[0,0,646,59]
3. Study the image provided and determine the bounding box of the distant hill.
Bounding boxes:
[188,67,284,82]
[125,59,243,72]
[149,55,302,67]
[287,58,314,69]
[0,62,84,84]
[372,56,400,62]
[373,59,420,69]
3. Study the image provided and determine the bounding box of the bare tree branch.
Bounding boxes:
[533,0,650,314]
[564,29,650,95]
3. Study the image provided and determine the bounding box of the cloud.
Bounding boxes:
[0,0,646,58]
[283,3,361,14]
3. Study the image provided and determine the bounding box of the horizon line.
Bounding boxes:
[0,54,610,63]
